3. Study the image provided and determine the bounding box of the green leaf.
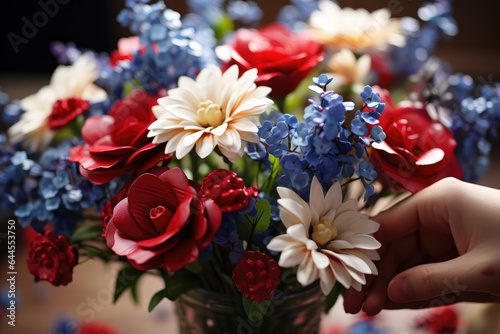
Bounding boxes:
[324,283,344,314]
[212,13,234,40]
[130,279,140,305]
[252,199,271,235]
[242,297,271,322]
[114,266,144,303]
[79,244,110,260]
[149,288,168,312]
[235,216,252,241]
[162,269,200,301]
[260,155,282,195]
[70,224,103,243]
[185,260,203,274]
[235,199,272,244]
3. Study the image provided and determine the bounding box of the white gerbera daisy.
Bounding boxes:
[147,64,273,162]
[8,54,106,151]
[327,48,371,87]
[267,176,381,295]
[309,1,405,53]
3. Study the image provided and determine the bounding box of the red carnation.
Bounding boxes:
[216,23,324,99]
[27,231,78,286]
[232,251,280,302]
[369,87,462,193]
[105,167,222,271]
[200,169,258,212]
[47,97,90,130]
[70,90,172,185]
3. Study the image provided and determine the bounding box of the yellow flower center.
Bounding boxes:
[197,100,225,128]
[311,216,338,246]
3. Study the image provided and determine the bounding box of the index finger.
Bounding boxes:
[372,178,462,243]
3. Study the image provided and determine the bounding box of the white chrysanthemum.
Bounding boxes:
[8,54,106,151]
[327,48,371,87]
[309,1,405,53]
[267,177,381,295]
[147,65,273,162]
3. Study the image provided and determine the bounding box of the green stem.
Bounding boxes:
[189,149,200,182]
[83,214,102,221]
[275,98,286,113]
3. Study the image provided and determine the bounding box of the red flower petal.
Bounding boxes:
[197,198,222,250]
[162,239,200,272]
[137,228,181,249]
[79,164,134,185]
[127,174,177,229]
[157,167,190,200]
[111,198,156,240]
[81,115,115,145]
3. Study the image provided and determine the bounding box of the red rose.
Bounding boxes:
[216,23,325,99]
[100,187,129,237]
[232,251,280,302]
[105,167,222,271]
[27,231,78,286]
[369,88,462,193]
[199,169,258,213]
[70,90,172,185]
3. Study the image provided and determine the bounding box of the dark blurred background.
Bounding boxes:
[1,0,500,80]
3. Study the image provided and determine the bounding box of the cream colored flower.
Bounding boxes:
[147,64,273,162]
[309,1,405,53]
[327,48,371,87]
[267,177,381,295]
[8,54,106,151]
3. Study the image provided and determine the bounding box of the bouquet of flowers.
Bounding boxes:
[1,0,499,332]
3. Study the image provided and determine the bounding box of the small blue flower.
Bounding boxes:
[350,118,368,137]
[312,74,333,89]
[358,161,377,181]
[370,125,386,142]
[363,183,375,201]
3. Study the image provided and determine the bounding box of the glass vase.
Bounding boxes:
[175,284,325,334]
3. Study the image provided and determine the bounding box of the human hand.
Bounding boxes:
[344,178,500,315]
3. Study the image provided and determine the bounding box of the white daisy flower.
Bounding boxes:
[8,54,106,151]
[327,48,371,87]
[147,64,273,162]
[309,1,405,53]
[267,176,381,295]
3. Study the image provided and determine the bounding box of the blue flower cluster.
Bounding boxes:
[249,75,383,200]
[117,1,217,94]
[278,0,324,32]
[451,86,500,182]
[390,0,457,79]
[412,58,500,182]
[187,0,224,25]
[0,88,24,126]
[0,140,118,237]
[226,1,263,25]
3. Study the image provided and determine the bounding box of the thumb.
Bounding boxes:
[387,253,480,303]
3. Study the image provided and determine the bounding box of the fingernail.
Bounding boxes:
[388,277,411,302]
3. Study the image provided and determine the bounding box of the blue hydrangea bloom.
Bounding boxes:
[227,1,263,24]
[273,76,384,199]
